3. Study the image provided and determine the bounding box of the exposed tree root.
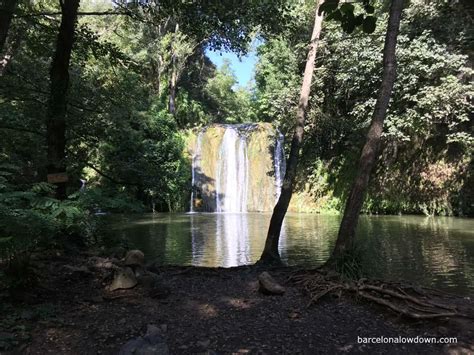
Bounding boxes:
[289,271,473,321]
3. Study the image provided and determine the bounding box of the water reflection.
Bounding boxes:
[107,213,474,295]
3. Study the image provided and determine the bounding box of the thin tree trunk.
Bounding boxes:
[46,0,80,200]
[259,0,325,264]
[329,0,404,263]
[0,32,19,76]
[168,23,178,115]
[0,0,18,53]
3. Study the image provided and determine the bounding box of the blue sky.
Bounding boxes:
[205,48,258,88]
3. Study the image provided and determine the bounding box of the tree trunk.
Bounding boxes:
[0,0,18,53]
[168,23,178,115]
[329,0,404,263]
[0,29,20,76]
[259,1,325,264]
[46,0,80,200]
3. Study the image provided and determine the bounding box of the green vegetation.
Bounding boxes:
[254,1,473,216]
[0,0,472,280]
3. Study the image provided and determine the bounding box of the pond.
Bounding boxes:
[107,213,474,295]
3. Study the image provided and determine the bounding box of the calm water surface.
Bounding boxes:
[107,213,474,295]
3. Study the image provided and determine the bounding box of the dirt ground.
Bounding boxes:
[0,252,473,354]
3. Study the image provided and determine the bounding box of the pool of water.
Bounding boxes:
[107,213,474,295]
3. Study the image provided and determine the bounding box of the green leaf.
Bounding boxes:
[364,4,375,14]
[318,0,339,15]
[326,9,342,22]
[362,16,377,33]
[354,14,364,27]
[340,3,354,14]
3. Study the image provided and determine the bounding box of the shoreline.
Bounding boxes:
[1,250,472,354]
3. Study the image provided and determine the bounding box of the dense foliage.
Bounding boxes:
[253,0,473,216]
[0,0,472,277]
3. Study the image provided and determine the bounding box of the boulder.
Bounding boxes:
[109,267,137,291]
[119,324,169,355]
[124,250,145,267]
[258,271,285,295]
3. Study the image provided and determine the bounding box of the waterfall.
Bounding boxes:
[190,123,286,213]
[216,127,248,212]
[274,132,286,202]
[190,132,203,213]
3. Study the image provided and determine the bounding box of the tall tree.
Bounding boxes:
[329,0,404,262]
[0,0,18,53]
[168,22,179,116]
[46,0,80,199]
[259,0,325,264]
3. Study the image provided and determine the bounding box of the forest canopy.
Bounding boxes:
[0,0,472,227]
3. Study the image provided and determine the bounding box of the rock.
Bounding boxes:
[124,250,145,267]
[109,267,137,291]
[258,271,285,295]
[119,324,169,355]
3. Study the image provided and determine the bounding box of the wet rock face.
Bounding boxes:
[189,123,285,212]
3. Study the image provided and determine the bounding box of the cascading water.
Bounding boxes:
[190,123,286,213]
[190,132,203,213]
[274,132,286,202]
[215,128,248,212]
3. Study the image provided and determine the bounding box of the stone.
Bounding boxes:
[258,271,285,295]
[119,325,169,355]
[124,250,145,267]
[109,267,137,291]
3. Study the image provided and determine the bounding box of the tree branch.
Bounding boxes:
[85,163,140,187]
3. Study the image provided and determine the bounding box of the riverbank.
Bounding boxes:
[1,250,473,354]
